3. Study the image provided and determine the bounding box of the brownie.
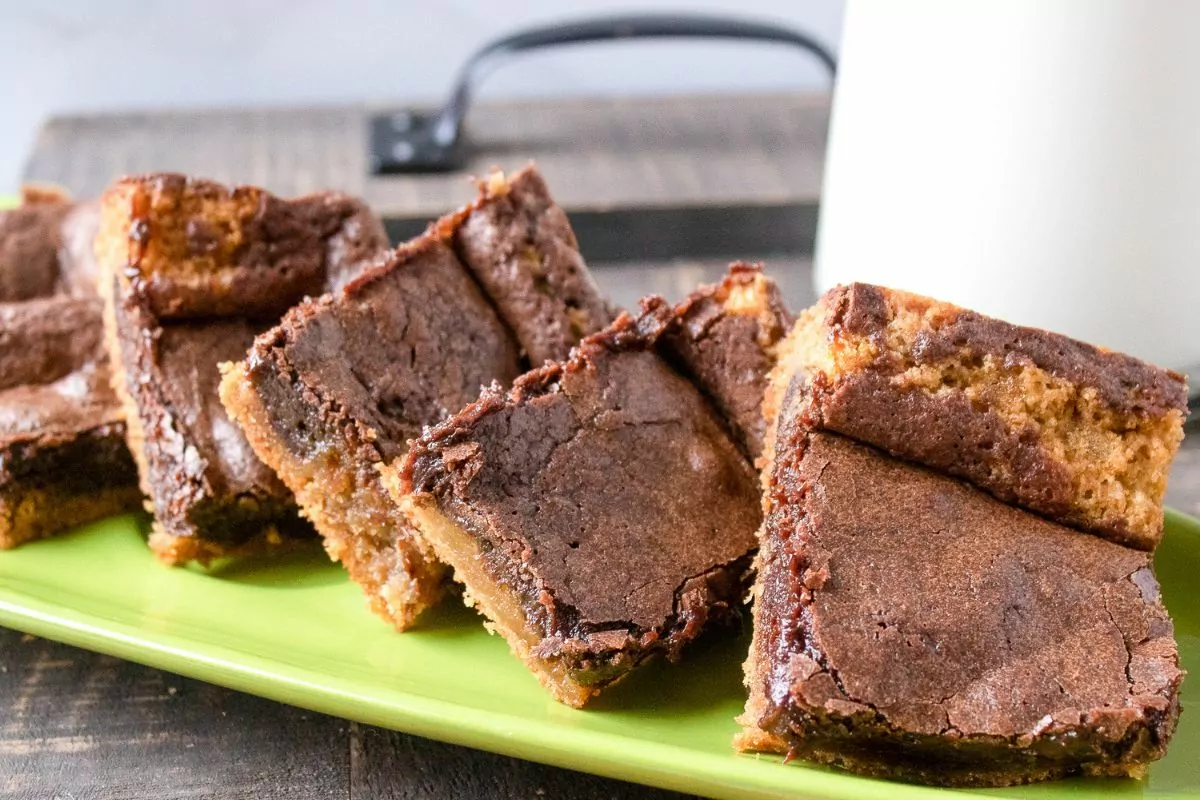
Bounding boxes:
[220,232,522,629]
[640,263,793,463]
[450,165,613,365]
[97,174,390,564]
[776,283,1189,549]
[736,386,1183,786]
[0,297,141,548]
[392,315,761,707]
[96,173,388,319]
[106,285,312,562]
[57,200,102,296]
[0,186,73,301]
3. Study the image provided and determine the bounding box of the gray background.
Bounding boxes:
[0,0,844,193]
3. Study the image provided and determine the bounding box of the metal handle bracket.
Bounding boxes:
[369,13,837,175]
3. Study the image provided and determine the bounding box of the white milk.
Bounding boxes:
[816,0,1200,380]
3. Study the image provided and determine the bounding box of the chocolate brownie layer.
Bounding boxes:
[0,298,108,389]
[97,174,389,564]
[775,283,1189,549]
[0,297,140,548]
[106,279,313,563]
[737,391,1183,786]
[97,174,388,319]
[0,187,72,301]
[220,233,521,629]
[641,263,793,462]
[451,166,612,365]
[394,315,760,706]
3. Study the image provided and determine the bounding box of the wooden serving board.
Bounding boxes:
[22,92,829,263]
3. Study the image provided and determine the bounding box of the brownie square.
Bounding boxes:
[640,263,793,463]
[0,187,107,301]
[98,174,390,564]
[0,186,73,301]
[391,316,760,706]
[736,383,1183,786]
[220,232,522,629]
[0,297,141,548]
[451,165,613,365]
[776,283,1189,549]
[97,173,388,319]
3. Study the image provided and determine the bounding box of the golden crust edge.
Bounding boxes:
[379,466,597,708]
[217,360,446,630]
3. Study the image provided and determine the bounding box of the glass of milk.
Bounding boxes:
[815,0,1200,381]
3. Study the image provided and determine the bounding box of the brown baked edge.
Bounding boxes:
[100,273,156,509]
[145,523,314,565]
[640,263,793,463]
[736,729,1156,787]
[733,553,791,755]
[101,273,311,566]
[444,165,614,366]
[218,359,448,630]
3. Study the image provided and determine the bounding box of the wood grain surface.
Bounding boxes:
[0,629,693,800]
[21,93,829,222]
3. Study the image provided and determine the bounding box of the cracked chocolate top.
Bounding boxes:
[153,319,287,500]
[761,422,1181,742]
[643,263,793,461]
[829,283,1188,417]
[246,233,522,463]
[0,297,122,448]
[0,297,107,391]
[452,165,613,366]
[404,315,760,634]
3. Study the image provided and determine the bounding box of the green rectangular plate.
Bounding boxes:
[0,510,1197,800]
[0,193,1196,797]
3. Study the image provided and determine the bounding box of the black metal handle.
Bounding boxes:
[370,13,838,174]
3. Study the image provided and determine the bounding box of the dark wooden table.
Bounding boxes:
[4,96,1198,799]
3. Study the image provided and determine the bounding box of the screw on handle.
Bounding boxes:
[371,13,838,174]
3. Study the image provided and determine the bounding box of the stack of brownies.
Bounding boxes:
[735,283,1188,785]
[0,188,140,549]
[96,174,392,564]
[4,162,1185,787]
[216,169,792,704]
[219,166,615,631]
